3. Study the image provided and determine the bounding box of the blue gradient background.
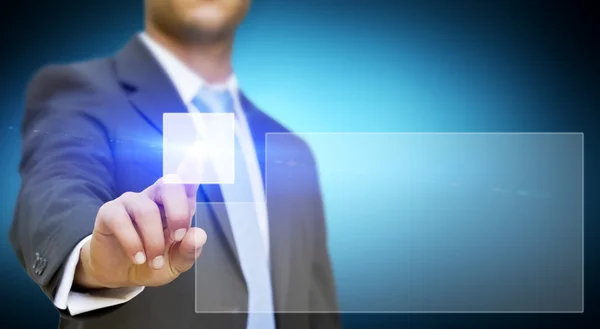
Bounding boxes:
[0,0,598,328]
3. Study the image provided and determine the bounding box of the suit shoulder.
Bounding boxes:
[26,58,117,110]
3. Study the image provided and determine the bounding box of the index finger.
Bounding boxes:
[158,180,193,241]
[163,140,206,189]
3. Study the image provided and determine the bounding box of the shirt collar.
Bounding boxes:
[138,32,238,104]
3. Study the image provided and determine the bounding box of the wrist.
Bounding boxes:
[74,240,107,290]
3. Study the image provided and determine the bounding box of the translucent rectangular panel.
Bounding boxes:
[264,133,583,313]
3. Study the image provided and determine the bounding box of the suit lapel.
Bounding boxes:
[113,36,188,134]
[113,36,241,274]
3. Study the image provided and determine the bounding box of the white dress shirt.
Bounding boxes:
[54,32,269,315]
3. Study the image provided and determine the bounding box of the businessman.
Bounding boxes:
[9,0,340,328]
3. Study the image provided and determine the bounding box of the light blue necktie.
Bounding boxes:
[192,89,276,329]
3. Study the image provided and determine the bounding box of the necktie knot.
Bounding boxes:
[192,88,234,114]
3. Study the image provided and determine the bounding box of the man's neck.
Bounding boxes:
[145,25,233,85]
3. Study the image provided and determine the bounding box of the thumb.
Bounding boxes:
[169,227,207,275]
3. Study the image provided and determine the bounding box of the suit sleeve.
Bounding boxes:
[308,154,342,329]
[9,65,117,302]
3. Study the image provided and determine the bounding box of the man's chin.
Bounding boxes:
[189,5,229,24]
[184,10,233,36]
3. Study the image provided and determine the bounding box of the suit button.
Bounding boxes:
[33,253,47,276]
[32,252,40,269]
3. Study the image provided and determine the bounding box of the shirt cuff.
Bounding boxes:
[53,234,145,316]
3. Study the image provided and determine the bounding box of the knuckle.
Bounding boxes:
[97,201,114,219]
[135,202,159,221]
[124,195,158,221]
[98,202,122,225]
[108,212,128,228]
[120,191,137,200]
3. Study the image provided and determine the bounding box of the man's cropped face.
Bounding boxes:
[147,0,251,42]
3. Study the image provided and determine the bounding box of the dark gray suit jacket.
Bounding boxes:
[9,36,340,329]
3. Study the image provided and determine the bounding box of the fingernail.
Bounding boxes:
[134,252,146,265]
[152,256,164,269]
[194,230,207,248]
[173,228,187,242]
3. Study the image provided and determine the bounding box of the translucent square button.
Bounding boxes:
[163,113,235,184]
